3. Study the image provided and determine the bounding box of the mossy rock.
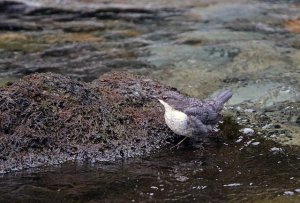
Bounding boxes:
[0,72,177,173]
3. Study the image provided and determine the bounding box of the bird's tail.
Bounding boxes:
[213,89,233,110]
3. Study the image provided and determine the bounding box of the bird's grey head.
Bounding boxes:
[161,91,183,101]
[158,91,185,109]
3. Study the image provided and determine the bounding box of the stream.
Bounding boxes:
[0,0,300,202]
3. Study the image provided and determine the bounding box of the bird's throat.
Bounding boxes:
[164,108,189,136]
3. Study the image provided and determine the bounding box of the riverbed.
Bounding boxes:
[0,0,299,202]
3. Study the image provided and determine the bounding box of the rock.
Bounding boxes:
[284,191,294,196]
[244,108,255,113]
[270,147,283,154]
[0,1,34,15]
[223,183,242,187]
[240,128,255,135]
[0,20,42,31]
[284,19,300,34]
[0,72,178,173]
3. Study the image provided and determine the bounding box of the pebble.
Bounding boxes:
[284,191,294,196]
[244,109,255,113]
[193,185,207,190]
[175,175,189,182]
[236,106,242,111]
[240,128,255,135]
[262,124,272,129]
[236,137,243,143]
[270,147,283,154]
[223,183,242,187]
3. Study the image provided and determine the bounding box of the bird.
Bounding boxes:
[157,89,233,145]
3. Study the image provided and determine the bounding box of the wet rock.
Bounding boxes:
[0,72,178,173]
[176,30,264,45]
[284,191,295,196]
[286,37,300,49]
[296,116,300,125]
[284,19,300,33]
[0,1,182,82]
[225,19,285,34]
[40,44,97,58]
[260,0,300,3]
[142,43,241,71]
[80,7,180,21]
[58,21,105,32]
[240,128,255,135]
[228,82,300,107]
[0,1,34,15]
[270,147,283,154]
[190,3,264,23]
[0,20,42,31]
[230,101,300,146]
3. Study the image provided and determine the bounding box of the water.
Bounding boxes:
[1,0,300,202]
[1,138,299,202]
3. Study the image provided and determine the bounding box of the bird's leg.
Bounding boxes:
[171,136,188,149]
[192,141,205,150]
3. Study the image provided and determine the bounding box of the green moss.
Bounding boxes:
[219,115,242,140]
[0,77,17,87]
[0,41,45,53]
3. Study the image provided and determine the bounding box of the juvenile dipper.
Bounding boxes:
[158,90,233,139]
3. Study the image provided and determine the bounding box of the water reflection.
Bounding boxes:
[1,137,299,202]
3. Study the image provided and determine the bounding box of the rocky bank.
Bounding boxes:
[0,72,179,173]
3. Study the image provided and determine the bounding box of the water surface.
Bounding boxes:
[0,0,300,202]
[1,138,299,202]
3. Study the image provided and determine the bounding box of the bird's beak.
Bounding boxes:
[158,99,166,106]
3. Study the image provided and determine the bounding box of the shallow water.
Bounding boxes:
[1,0,300,202]
[0,137,299,203]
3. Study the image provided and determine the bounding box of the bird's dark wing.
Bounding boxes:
[211,90,233,111]
[184,103,221,125]
[172,97,203,111]
[188,115,212,135]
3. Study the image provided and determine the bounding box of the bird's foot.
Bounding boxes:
[171,137,188,149]
[191,141,205,150]
[189,137,207,150]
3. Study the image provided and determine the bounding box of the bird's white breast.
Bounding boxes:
[159,99,189,136]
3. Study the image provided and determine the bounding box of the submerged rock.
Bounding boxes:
[0,72,178,173]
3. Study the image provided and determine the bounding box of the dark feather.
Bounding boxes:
[161,90,232,133]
